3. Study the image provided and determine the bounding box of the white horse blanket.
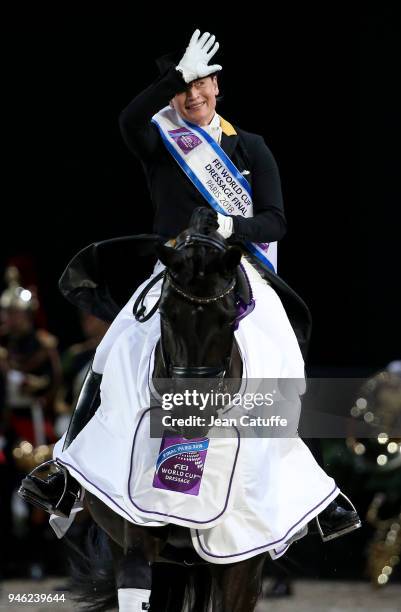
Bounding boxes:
[50,258,339,562]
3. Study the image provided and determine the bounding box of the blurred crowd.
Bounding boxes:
[0,263,109,579]
[0,262,400,596]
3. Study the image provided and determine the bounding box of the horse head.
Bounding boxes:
[153,207,243,438]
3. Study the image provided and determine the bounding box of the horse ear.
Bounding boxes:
[219,247,242,272]
[156,244,185,272]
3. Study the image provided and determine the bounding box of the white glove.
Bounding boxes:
[176,30,222,84]
[217,212,233,239]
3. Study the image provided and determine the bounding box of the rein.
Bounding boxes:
[133,270,165,323]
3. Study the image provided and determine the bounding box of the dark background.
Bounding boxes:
[2,5,400,369]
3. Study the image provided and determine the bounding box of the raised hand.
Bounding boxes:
[176,29,222,84]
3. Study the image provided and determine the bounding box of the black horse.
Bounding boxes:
[70,208,267,611]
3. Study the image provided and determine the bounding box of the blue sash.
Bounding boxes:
[152,107,277,272]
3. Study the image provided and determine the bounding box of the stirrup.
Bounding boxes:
[18,460,80,518]
[316,492,361,542]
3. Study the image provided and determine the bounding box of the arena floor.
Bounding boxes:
[1,578,401,611]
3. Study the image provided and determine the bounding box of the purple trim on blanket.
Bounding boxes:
[234,263,255,330]
[194,483,339,559]
[55,459,142,525]
[148,343,156,397]
[234,298,255,330]
[239,262,253,302]
[126,408,241,523]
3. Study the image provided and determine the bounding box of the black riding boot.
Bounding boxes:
[18,366,102,518]
[316,495,361,541]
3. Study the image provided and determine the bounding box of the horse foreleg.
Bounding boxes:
[86,492,170,611]
[211,553,266,612]
[108,533,152,611]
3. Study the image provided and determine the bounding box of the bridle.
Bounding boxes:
[162,275,236,380]
[166,272,236,305]
[134,232,238,380]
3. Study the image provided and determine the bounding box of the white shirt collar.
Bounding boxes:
[175,111,222,144]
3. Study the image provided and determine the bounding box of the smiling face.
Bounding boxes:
[171,76,219,126]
